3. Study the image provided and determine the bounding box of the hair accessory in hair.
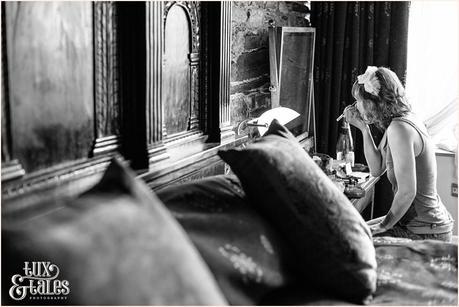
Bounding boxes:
[357,66,381,96]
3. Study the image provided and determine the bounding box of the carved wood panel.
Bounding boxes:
[189,54,200,130]
[1,1,244,206]
[201,2,233,143]
[146,1,169,164]
[92,1,121,156]
[164,1,200,54]
[162,1,202,139]
[219,2,235,143]
[163,6,191,136]
[1,3,25,181]
[3,2,94,174]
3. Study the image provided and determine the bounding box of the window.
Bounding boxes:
[405,0,458,152]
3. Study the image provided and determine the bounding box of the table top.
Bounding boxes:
[350,175,380,212]
[357,175,380,191]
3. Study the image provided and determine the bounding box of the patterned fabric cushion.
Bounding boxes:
[262,237,458,305]
[218,119,377,303]
[2,158,226,305]
[156,175,297,305]
[371,236,458,305]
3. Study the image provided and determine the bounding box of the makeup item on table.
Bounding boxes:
[349,171,370,183]
[352,163,369,172]
[336,101,357,122]
[344,185,366,199]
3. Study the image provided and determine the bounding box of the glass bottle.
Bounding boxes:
[336,120,354,166]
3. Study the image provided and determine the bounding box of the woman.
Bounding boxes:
[344,66,454,241]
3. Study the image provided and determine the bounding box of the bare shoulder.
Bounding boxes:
[387,118,423,156]
[387,120,415,140]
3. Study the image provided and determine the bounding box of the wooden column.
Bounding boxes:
[92,1,121,156]
[218,2,235,144]
[146,1,168,165]
[1,3,25,182]
[188,2,202,131]
[188,52,200,130]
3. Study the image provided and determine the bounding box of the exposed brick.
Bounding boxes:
[232,5,248,24]
[278,2,290,14]
[230,1,309,127]
[230,90,271,135]
[287,1,311,13]
[246,8,264,27]
[234,49,269,81]
[264,1,279,10]
[244,31,267,50]
[230,74,269,94]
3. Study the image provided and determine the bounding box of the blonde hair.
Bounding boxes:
[352,67,411,129]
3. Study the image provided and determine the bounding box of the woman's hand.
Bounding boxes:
[369,222,387,236]
[344,104,367,131]
[366,215,386,226]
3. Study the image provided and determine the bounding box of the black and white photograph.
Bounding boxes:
[1,0,458,305]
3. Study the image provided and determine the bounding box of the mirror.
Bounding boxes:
[269,26,316,148]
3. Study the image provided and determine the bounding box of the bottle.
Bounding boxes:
[336,120,354,167]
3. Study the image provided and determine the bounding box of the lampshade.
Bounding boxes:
[256,107,300,136]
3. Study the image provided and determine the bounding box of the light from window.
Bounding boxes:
[405,0,458,152]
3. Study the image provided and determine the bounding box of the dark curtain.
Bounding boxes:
[311,1,410,217]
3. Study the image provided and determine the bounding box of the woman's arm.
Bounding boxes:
[360,125,386,177]
[344,107,386,177]
[366,215,386,226]
[374,122,417,232]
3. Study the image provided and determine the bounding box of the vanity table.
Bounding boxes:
[350,175,380,220]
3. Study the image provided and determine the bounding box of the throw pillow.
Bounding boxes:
[156,175,297,305]
[218,119,377,303]
[2,158,227,306]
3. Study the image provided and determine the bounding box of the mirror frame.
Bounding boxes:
[268,26,316,151]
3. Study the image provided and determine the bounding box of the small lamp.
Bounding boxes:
[237,107,300,138]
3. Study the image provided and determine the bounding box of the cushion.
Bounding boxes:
[2,158,227,305]
[218,119,377,303]
[156,175,297,305]
[371,236,457,305]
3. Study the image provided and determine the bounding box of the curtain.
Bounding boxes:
[311,1,409,159]
[311,1,410,217]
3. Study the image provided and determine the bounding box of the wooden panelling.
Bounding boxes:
[163,5,191,135]
[162,2,202,140]
[219,2,235,144]
[164,1,202,133]
[141,137,246,191]
[1,1,245,213]
[189,52,200,130]
[1,2,121,198]
[4,2,94,173]
[199,5,209,135]
[1,3,25,182]
[92,2,121,156]
[2,138,246,220]
[145,1,169,165]
[1,3,11,164]
[2,155,114,218]
[204,2,235,144]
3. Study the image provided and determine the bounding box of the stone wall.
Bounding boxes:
[230,1,310,136]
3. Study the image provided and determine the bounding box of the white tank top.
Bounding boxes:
[383,116,453,234]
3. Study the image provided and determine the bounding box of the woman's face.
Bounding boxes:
[356,100,372,124]
[356,100,365,115]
